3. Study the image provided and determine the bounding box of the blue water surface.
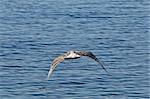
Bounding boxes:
[0,0,149,99]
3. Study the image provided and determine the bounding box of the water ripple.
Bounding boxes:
[0,0,149,99]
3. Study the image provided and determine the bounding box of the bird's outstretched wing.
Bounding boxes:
[75,51,108,73]
[48,54,66,79]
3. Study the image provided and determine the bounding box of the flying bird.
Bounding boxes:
[48,50,108,79]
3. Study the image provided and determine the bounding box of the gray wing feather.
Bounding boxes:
[76,51,108,73]
[48,54,66,79]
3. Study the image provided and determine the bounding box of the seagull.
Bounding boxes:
[48,50,108,79]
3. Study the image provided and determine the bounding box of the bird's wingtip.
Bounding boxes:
[47,68,53,80]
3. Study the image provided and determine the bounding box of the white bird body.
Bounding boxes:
[65,51,80,59]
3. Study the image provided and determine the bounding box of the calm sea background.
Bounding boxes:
[0,0,149,99]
